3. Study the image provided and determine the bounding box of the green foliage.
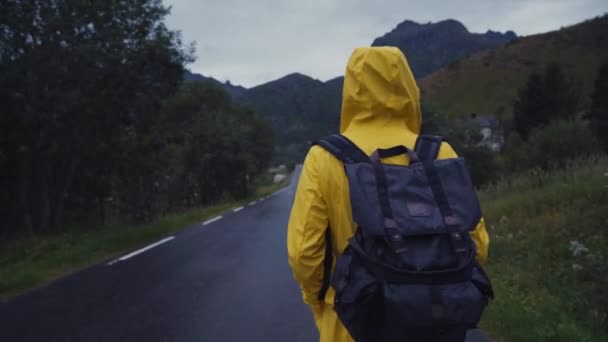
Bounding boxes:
[506,120,600,171]
[0,0,193,235]
[589,63,608,152]
[513,64,581,139]
[480,156,608,340]
[106,82,274,223]
[0,1,274,237]
[458,145,502,188]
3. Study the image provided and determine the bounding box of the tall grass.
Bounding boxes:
[480,156,608,341]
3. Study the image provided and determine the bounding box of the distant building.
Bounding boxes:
[469,113,504,152]
[268,164,289,184]
[273,174,287,184]
[267,164,287,174]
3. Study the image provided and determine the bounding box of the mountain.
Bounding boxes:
[238,73,324,125]
[183,70,247,98]
[237,73,342,162]
[418,15,608,120]
[372,19,516,78]
[230,19,515,163]
[186,16,607,164]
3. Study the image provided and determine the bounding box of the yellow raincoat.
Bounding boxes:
[287,46,489,342]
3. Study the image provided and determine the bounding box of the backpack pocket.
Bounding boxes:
[333,246,493,341]
[333,249,384,342]
[382,281,488,330]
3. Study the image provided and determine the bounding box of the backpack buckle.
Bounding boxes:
[384,218,407,254]
[389,233,408,254]
[450,232,468,253]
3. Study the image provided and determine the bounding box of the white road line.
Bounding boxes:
[249,201,257,206]
[107,236,175,266]
[233,206,244,212]
[202,216,223,225]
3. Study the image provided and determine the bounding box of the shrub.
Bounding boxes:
[508,120,601,170]
[525,120,600,169]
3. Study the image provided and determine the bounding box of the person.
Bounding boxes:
[287,46,489,342]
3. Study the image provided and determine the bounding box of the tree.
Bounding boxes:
[420,103,449,135]
[150,82,273,210]
[513,64,580,139]
[589,63,608,152]
[0,0,193,235]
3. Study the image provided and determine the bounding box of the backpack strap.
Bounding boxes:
[414,135,466,251]
[414,135,444,161]
[312,134,368,301]
[313,134,370,164]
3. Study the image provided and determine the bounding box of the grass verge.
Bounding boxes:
[479,156,608,341]
[0,180,289,302]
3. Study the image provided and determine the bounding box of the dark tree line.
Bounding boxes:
[588,63,608,152]
[0,1,273,237]
[513,63,581,140]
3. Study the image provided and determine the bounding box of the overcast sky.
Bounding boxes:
[164,0,608,88]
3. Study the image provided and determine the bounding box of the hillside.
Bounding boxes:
[372,19,516,78]
[232,19,513,162]
[237,74,342,162]
[479,156,607,340]
[419,15,608,120]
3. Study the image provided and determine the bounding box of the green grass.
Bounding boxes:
[0,180,289,301]
[479,156,608,341]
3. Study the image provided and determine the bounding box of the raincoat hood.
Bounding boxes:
[340,47,421,135]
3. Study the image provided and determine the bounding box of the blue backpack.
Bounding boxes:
[314,134,494,342]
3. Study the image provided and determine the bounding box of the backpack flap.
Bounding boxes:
[346,157,481,238]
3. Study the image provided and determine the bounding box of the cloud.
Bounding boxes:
[164,0,608,87]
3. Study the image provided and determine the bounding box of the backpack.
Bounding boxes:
[314,134,494,342]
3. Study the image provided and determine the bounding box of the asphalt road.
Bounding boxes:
[0,167,490,342]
